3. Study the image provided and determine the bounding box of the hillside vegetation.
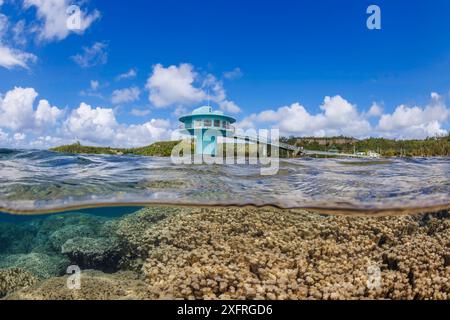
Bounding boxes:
[50,141,182,157]
[282,134,450,157]
[50,135,450,158]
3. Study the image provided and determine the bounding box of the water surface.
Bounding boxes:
[0,149,448,214]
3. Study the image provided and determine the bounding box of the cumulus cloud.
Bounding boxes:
[0,87,173,148]
[62,102,171,147]
[146,63,206,108]
[239,94,449,139]
[376,93,449,139]
[145,63,241,113]
[35,99,64,128]
[116,68,137,81]
[71,41,108,68]
[111,86,140,105]
[239,95,371,137]
[0,87,62,132]
[114,118,171,147]
[24,0,100,42]
[62,102,117,143]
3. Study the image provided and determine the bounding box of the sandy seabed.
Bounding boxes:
[1,206,449,300]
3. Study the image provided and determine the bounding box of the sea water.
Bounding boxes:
[0,149,449,299]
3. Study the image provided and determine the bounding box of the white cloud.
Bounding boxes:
[240,95,370,137]
[0,45,37,69]
[62,102,171,147]
[0,87,37,130]
[111,86,140,105]
[0,87,63,132]
[203,74,241,113]
[116,68,137,81]
[0,87,173,148]
[14,132,26,141]
[376,92,449,139]
[377,101,449,139]
[62,102,117,143]
[146,63,206,108]
[114,119,171,147]
[35,99,63,128]
[223,67,243,80]
[145,63,241,113]
[130,108,150,117]
[219,100,241,114]
[240,94,449,139]
[71,41,108,68]
[24,0,100,42]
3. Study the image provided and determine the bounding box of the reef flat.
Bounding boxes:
[1,206,449,300]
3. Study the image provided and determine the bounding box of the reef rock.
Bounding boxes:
[0,252,70,279]
[61,237,121,272]
[49,224,97,252]
[115,206,184,269]
[4,270,148,300]
[131,206,450,300]
[0,268,38,298]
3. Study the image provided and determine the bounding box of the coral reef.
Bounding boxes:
[61,237,121,272]
[5,270,147,300]
[0,252,70,279]
[133,207,449,300]
[0,212,117,280]
[0,268,38,298]
[1,206,449,300]
[115,206,184,269]
[50,224,97,252]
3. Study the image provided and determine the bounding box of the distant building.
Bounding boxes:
[179,106,236,156]
[367,151,381,158]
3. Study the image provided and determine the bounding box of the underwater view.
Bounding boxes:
[0,150,448,300]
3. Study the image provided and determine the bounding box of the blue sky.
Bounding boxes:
[0,0,449,147]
